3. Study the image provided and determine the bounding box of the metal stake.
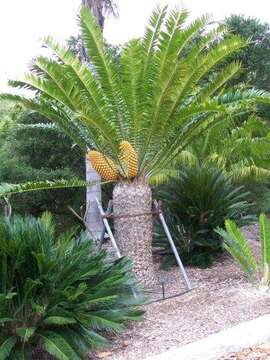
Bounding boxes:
[95,198,137,298]
[95,198,121,258]
[154,200,192,291]
[97,200,113,251]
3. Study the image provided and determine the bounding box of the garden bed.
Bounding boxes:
[91,228,270,360]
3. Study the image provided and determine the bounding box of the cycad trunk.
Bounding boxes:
[113,181,157,287]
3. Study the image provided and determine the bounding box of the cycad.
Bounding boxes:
[154,165,253,268]
[1,6,262,285]
[0,213,143,359]
[174,115,270,184]
[216,213,270,286]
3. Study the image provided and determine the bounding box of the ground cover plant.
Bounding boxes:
[154,165,254,268]
[0,213,143,359]
[216,213,270,285]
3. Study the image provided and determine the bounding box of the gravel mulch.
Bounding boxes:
[91,226,270,360]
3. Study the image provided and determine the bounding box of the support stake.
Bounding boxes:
[95,198,121,258]
[153,200,192,290]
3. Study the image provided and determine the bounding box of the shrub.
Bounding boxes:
[216,213,270,286]
[0,213,143,359]
[153,166,254,268]
[0,110,85,231]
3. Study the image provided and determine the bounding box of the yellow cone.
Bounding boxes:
[87,150,118,181]
[119,141,138,179]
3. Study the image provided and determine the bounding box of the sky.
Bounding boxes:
[1,0,270,91]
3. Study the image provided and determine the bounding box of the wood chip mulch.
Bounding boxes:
[90,224,270,360]
[221,344,270,359]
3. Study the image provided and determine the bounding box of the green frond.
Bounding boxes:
[139,14,211,164]
[0,179,102,198]
[230,164,270,183]
[80,6,128,141]
[0,337,17,359]
[173,150,199,167]
[197,61,242,102]
[3,7,263,182]
[216,220,257,278]
[148,168,179,186]
[141,5,168,74]
[259,213,270,266]
[120,39,143,146]
[43,36,120,150]
[0,93,25,103]
[167,35,247,119]
[40,332,81,360]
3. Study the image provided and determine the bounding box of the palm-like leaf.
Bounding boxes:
[0,179,107,198]
[216,220,257,279]
[0,214,143,359]
[2,6,263,183]
[218,214,270,286]
[171,115,270,184]
[259,213,270,285]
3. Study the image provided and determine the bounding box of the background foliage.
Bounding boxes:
[0,107,85,230]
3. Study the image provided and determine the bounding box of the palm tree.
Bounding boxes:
[2,7,263,286]
[82,0,118,241]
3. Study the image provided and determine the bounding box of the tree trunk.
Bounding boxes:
[82,0,105,241]
[82,0,105,31]
[85,157,103,240]
[113,181,157,287]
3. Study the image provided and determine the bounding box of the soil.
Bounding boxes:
[90,224,270,360]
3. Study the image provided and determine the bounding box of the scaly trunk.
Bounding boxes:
[113,181,157,287]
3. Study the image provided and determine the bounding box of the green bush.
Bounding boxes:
[0,109,85,231]
[0,213,143,359]
[154,166,254,268]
